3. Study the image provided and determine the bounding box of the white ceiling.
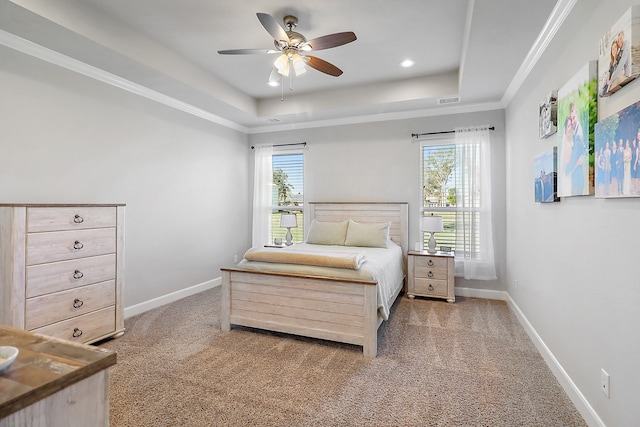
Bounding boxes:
[0,0,563,132]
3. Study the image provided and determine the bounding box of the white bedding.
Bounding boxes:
[236,241,404,320]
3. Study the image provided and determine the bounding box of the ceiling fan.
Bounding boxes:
[218,13,357,89]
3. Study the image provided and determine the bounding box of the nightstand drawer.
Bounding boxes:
[414,256,448,268]
[414,278,448,296]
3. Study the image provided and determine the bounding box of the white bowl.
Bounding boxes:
[0,346,19,373]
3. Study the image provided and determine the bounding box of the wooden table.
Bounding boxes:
[0,325,116,426]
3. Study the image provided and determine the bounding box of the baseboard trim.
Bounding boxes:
[455,286,508,301]
[505,293,605,427]
[124,277,221,319]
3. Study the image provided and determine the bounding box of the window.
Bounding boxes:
[252,146,304,247]
[421,142,458,249]
[420,126,496,280]
[270,152,304,244]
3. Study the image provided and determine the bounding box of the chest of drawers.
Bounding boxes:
[0,204,125,344]
[407,251,455,303]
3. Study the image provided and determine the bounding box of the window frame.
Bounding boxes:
[420,138,481,255]
[268,149,305,244]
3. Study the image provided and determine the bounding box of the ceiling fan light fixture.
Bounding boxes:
[292,53,306,75]
[274,54,290,75]
[268,68,281,86]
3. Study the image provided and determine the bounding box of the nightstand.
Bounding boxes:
[407,251,455,303]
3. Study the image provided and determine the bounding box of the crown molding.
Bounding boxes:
[501,0,577,105]
[0,29,249,133]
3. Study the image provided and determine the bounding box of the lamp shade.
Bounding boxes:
[280,213,298,228]
[422,214,443,232]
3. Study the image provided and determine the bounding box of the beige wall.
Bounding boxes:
[249,109,507,292]
[0,44,251,309]
[506,0,640,425]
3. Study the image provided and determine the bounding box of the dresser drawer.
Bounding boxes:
[26,280,116,330]
[31,306,116,344]
[414,278,448,297]
[27,206,116,232]
[26,254,116,298]
[26,228,116,265]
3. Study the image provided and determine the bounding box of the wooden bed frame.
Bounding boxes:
[220,202,408,357]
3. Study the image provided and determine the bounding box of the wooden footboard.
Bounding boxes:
[221,268,381,357]
[221,202,408,358]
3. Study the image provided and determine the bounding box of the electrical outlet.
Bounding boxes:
[601,369,610,398]
[233,254,239,263]
[514,279,518,291]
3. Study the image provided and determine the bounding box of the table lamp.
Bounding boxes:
[280,213,298,246]
[422,214,444,253]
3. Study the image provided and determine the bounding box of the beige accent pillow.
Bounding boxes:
[344,220,390,248]
[305,220,348,245]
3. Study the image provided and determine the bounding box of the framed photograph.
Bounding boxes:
[534,147,560,203]
[598,6,640,97]
[594,100,640,198]
[557,61,597,197]
[539,91,558,138]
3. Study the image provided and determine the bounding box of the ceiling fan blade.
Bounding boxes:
[257,13,290,43]
[306,56,343,77]
[218,48,278,55]
[305,32,357,51]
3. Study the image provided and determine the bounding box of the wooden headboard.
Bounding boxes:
[308,202,409,271]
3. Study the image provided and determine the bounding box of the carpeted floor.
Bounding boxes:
[99,287,586,426]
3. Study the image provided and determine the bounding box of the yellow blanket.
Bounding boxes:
[243,247,366,270]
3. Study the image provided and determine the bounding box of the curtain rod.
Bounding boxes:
[411,126,495,139]
[251,142,307,149]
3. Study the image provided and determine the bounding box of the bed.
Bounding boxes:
[220,202,408,357]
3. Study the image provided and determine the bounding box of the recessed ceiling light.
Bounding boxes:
[268,81,279,87]
[401,59,415,68]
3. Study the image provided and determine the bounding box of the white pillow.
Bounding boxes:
[344,220,390,248]
[305,220,348,245]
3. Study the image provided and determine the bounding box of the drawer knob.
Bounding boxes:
[73,240,84,250]
[427,260,434,266]
[74,214,84,224]
[72,327,83,338]
[427,271,434,278]
[428,284,435,291]
[73,298,84,309]
[73,270,84,279]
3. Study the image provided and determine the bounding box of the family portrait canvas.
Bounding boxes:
[534,147,559,203]
[539,91,558,139]
[594,100,640,198]
[557,61,597,197]
[598,6,640,97]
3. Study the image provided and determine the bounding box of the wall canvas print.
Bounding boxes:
[598,6,640,97]
[534,147,559,203]
[557,61,597,197]
[539,91,558,138]
[594,100,640,198]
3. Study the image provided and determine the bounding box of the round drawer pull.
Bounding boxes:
[73,240,84,250]
[427,260,434,266]
[72,327,83,338]
[73,298,84,309]
[73,270,84,279]
[427,271,434,278]
[428,284,435,291]
[74,214,84,223]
